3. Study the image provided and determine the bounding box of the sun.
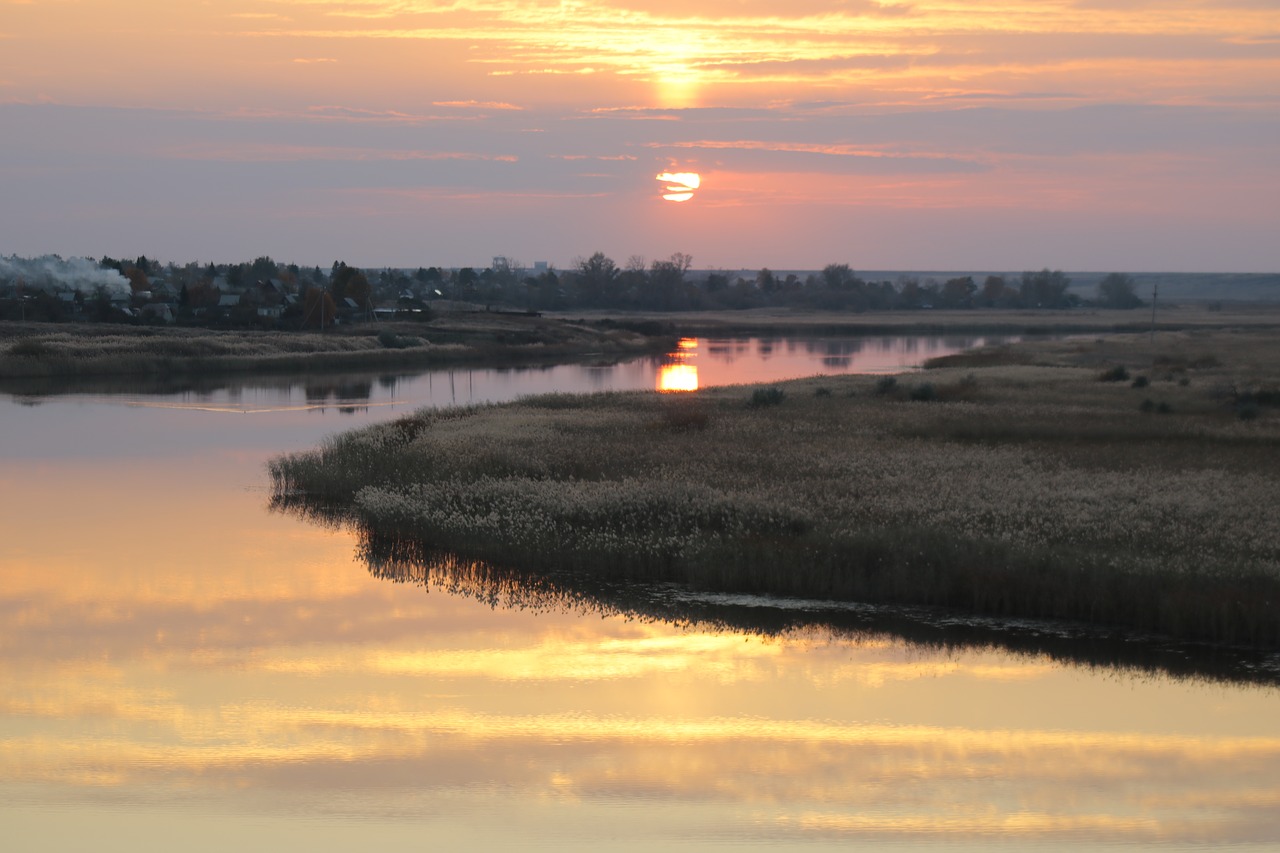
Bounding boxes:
[657,171,701,203]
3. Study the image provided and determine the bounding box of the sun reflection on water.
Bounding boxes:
[657,338,698,392]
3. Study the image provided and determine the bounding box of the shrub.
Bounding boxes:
[1157,402,1173,414]
[1139,399,1156,413]
[1239,401,1261,421]
[378,329,418,349]
[1099,365,1130,382]
[814,387,832,398]
[1178,376,1191,387]
[748,387,786,408]
[9,339,52,358]
[910,383,937,402]
[874,376,898,395]
[1131,375,1149,389]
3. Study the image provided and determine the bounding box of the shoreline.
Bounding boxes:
[6,303,1280,385]
[0,312,677,383]
[269,325,1280,650]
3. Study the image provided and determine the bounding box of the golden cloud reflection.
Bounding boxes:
[6,441,1280,845]
[7,648,1280,846]
[657,337,698,391]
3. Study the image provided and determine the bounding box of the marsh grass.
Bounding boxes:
[271,328,1280,647]
[748,387,786,407]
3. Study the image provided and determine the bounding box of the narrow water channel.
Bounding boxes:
[3,335,1278,851]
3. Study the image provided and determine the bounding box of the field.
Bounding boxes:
[270,323,1280,648]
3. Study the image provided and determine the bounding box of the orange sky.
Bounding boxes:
[1,0,1278,269]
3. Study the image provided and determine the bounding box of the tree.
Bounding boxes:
[756,267,777,294]
[250,256,278,282]
[330,261,371,307]
[821,263,859,291]
[302,286,338,329]
[573,251,619,306]
[705,272,729,293]
[1097,273,1143,309]
[647,253,692,310]
[940,276,976,309]
[1019,269,1071,308]
[124,265,150,294]
[897,276,923,309]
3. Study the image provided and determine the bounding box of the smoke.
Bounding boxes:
[0,255,132,298]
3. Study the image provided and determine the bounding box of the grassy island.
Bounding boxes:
[270,327,1280,648]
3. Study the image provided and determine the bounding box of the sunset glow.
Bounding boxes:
[658,338,699,390]
[0,1,1277,268]
[657,172,702,203]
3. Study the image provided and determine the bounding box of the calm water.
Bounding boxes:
[3,336,1279,851]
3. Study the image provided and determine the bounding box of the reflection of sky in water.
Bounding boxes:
[2,336,1279,850]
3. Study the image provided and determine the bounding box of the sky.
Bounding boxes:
[1,0,1278,272]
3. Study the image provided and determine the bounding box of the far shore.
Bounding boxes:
[4,303,1278,385]
[0,308,674,382]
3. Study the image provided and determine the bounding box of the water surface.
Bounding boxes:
[3,335,1278,850]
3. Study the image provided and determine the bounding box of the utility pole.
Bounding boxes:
[1149,282,1158,347]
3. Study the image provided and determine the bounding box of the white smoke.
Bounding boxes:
[0,255,132,298]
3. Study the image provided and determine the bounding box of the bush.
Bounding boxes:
[1139,399,1156,413]
[1131,375,1149,389]
[814,387,832,397]
[1099,365,1130,382]
[1239,401,1261,421]
[378,329,418,349]
[874,376,898,395]
[748,387,786,408]
[9,339,52,358]
[910,383,937,402]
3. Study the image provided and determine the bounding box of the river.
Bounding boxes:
[2,334,1278,851]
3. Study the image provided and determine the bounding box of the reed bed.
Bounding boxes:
[270,329,1280,647]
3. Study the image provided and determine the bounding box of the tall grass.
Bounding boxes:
[271,329,1280,648]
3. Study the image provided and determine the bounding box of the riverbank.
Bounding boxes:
[0,309,674,380]
[270,325,1280,648]
[7,303,1278,383]
[560,303,1280,336]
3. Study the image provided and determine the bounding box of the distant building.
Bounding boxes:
[140,303,175,323]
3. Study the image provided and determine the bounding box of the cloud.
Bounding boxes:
[432,99,524,110]
[160,143,518,163]
[652,139,985,173]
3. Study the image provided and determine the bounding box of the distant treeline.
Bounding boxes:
[0,250,1250,327]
